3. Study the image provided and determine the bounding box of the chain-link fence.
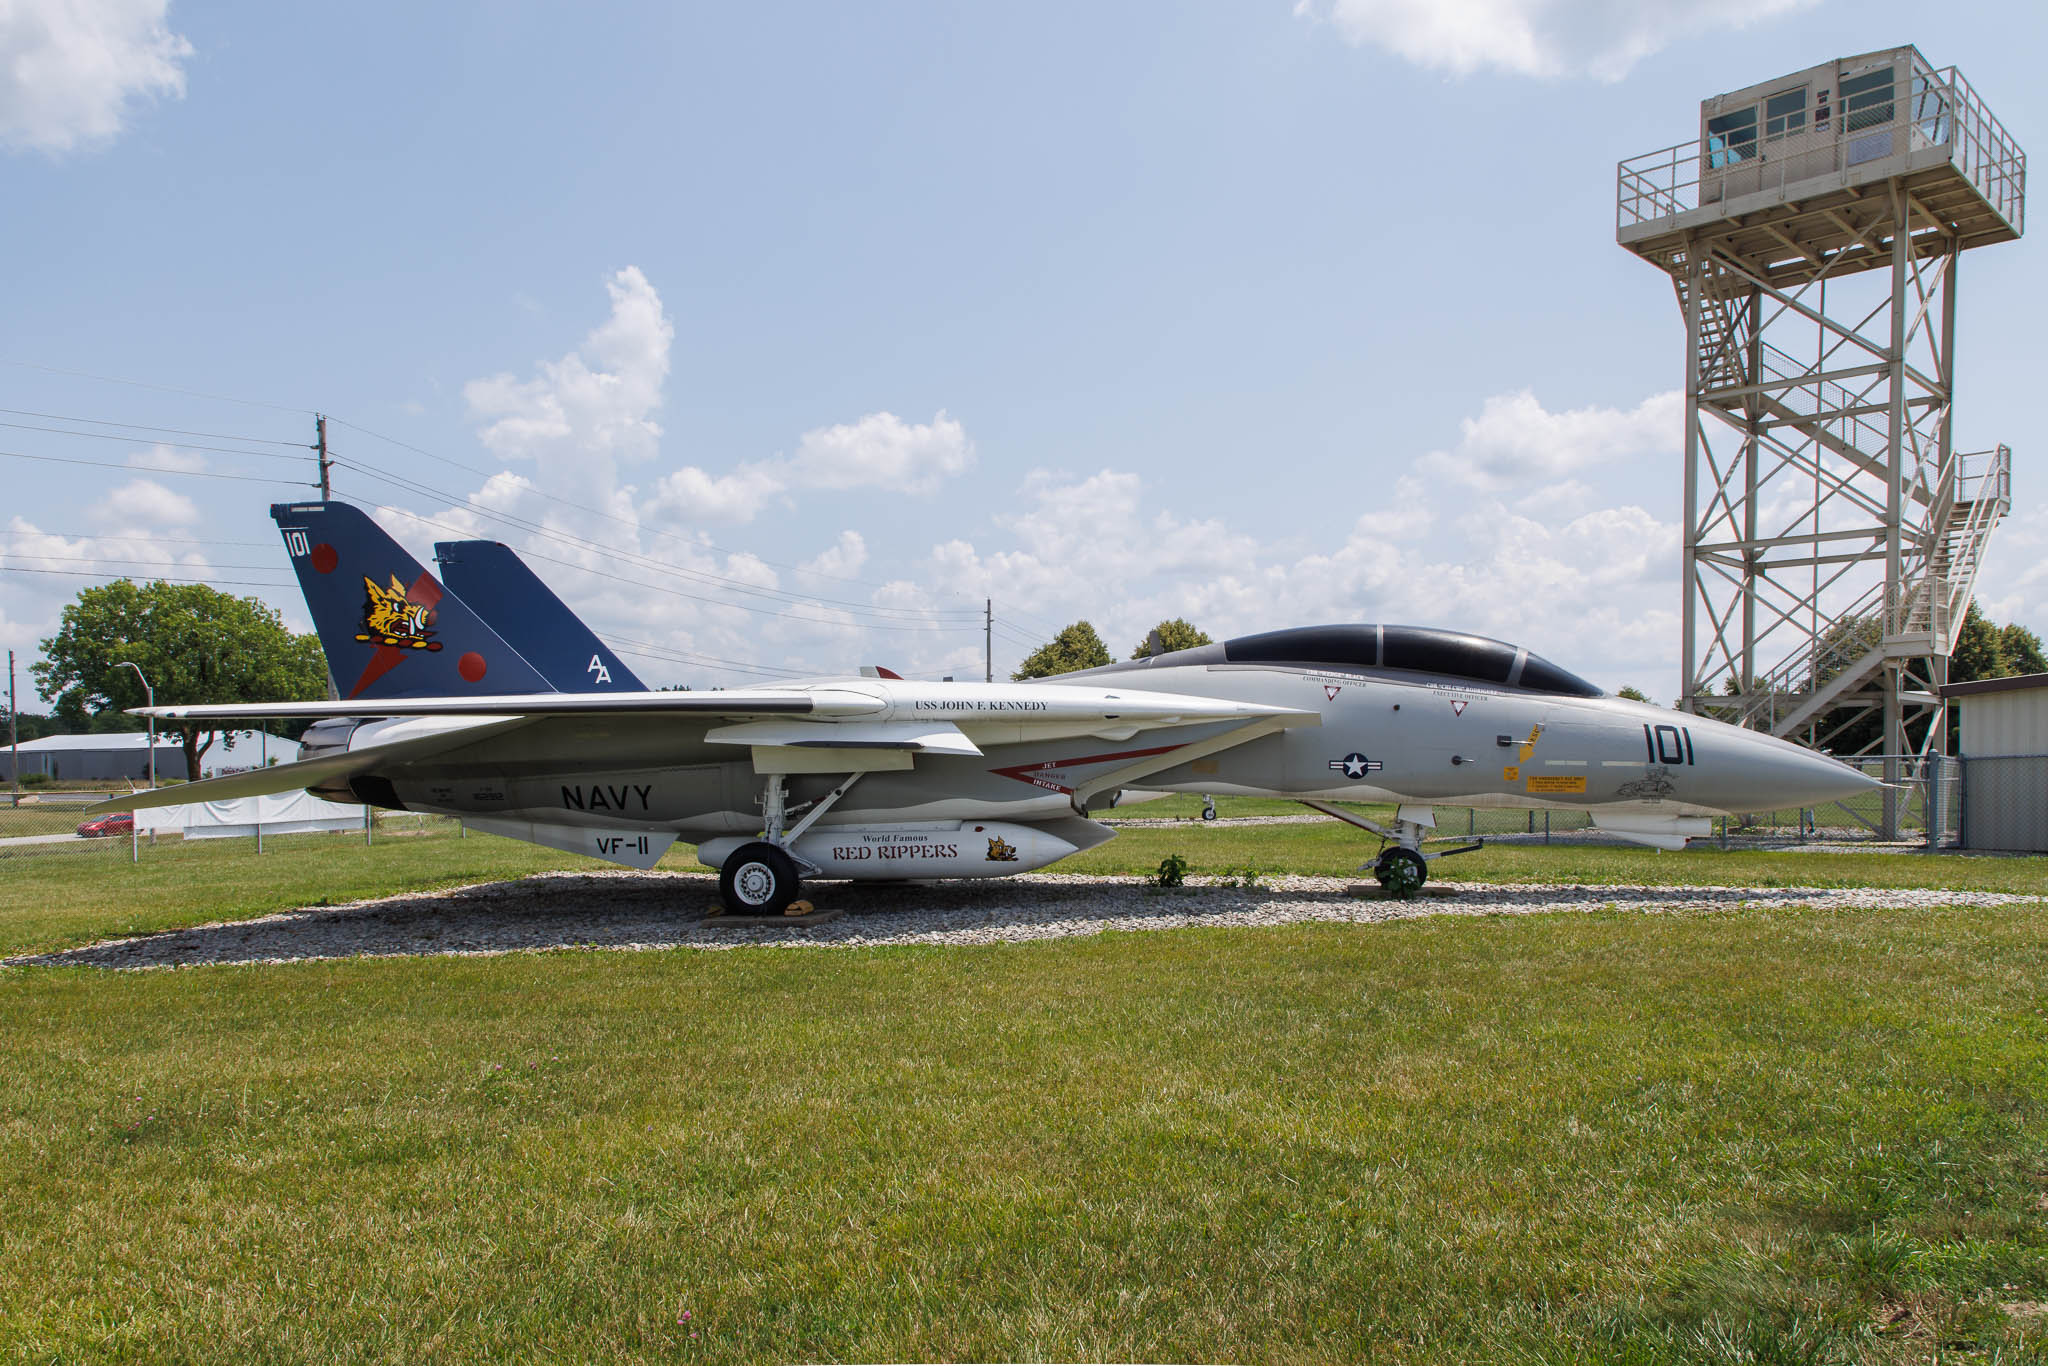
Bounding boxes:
[0,791,466,862]
[0,789,135,860]
[1957,755,2048,852]
[1424,755,1965,850]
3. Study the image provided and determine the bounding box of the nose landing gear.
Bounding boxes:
[1298,801,1484,898]
[1372,846,1428,896]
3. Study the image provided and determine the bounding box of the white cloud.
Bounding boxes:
[94,477,197,528]
[924,388,1689,690]
[465,265,673,492]
[0,0,192,155]
[1295,0,1814,82]
[1414,388,1681,492]
[789,411,974,494]
[648,462,785,524]
[126,442,206,474]
[801,531,868,581]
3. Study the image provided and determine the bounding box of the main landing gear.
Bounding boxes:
[719,842,801,914]
[717,773,862,917]
[1298,801,1484,898]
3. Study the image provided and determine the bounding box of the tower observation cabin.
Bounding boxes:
[1615,47,2024,826]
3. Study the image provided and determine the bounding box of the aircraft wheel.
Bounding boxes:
[1200,800,1218,822]
[720,842,800,916]
[1375,848,1427,898]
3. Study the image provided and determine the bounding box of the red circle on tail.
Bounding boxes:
[457,652,487,683]
[310,543,338,574]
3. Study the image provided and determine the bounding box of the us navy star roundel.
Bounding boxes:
[1328,752,1383,780]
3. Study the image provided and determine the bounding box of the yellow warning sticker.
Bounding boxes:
[1526,774,1588,794]
[1501,766,1521,781]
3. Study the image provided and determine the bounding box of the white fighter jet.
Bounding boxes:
[106,503,1877,910]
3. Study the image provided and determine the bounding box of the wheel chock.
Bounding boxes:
[784,899,815,917]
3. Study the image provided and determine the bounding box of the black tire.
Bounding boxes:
[1200,803,1218,822]
[719,841,801,916]
[1374,847,1427,897]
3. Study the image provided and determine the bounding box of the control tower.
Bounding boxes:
[1616,47,2024,806]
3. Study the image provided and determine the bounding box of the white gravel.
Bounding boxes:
[12,872,2043,970]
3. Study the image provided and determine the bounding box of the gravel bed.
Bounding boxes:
[1101,813,1327,827]
[13,873,2043,971]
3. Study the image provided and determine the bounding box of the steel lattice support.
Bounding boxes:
[1679,193,1972,752]
[1618,48,2022,837]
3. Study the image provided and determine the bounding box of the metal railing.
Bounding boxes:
[1710,444,2009,734]
[1619,60,2025,235]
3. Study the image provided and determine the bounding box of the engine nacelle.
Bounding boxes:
[697,821,1079,880]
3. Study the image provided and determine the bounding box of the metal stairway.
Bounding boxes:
[1741,445,2010,741]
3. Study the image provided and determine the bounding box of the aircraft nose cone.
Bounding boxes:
[1731,732,1881,809]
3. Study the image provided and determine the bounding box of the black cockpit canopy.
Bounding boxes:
[1098,623,1603,697]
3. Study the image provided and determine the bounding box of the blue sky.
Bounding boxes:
[3,0,2043,699]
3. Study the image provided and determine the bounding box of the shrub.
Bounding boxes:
[1151,853,1189,888]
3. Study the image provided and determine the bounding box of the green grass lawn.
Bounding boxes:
[3,906,2046,1362]
[4,815,2047,960]
[5,820,2048,1361]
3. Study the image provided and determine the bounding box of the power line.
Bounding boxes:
[0,449,309,486]
[0,407,307,448]
[0,565,294,589]
[328,414,1001,607]
[0,531,275,548]
[374,497,966,634]
[0,552,283,572]
[0,419,312,463]
[345,462,981,630]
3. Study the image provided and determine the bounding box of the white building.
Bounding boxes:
[1942,673,2048,852]
[1,730,299,784]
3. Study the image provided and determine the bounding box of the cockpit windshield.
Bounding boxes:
[1217,624,1602,697]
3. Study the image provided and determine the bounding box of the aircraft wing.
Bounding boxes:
[135,681,1313,733]
[88,716,534,815]
[135,687,874,722]
[129,681,1317,787]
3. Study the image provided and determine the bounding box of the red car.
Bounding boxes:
[76,813,135,838]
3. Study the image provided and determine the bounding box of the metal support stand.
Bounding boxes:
[783,773,862,846]
[760,774,789,844]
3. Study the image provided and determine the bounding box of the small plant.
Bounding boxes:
[1151,852,1188,888]
[1216,864,1266,889]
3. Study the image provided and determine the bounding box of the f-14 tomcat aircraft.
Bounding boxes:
[106,503,1877,911]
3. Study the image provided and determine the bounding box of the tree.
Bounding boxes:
[1131,618,1213,660]
[1616,685,1651,703]
[1012,621,1112,679]
[1947,600,2005,685]
[32,580,328,780]
[1998,622,2047,676]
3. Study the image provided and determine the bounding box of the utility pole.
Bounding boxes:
[315,413,331,499]
[116,661,154,791]
[985,599,992,683]
[7,649,18,806]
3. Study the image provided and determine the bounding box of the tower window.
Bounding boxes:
[1764,88,1806,141]
[1706,108,1759,167]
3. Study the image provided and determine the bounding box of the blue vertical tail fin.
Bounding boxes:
[271,502,555,700]
[433,539,646,693]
